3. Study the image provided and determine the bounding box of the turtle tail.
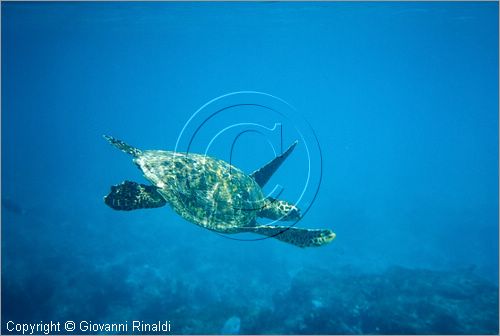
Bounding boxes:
[103,135,142,157]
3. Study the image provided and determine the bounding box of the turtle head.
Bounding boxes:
[319,230,336,245]
[307,229,336,247]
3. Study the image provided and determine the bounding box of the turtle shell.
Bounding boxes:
[135,150,265,232]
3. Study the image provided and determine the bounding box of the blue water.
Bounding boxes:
[2,2,498,334]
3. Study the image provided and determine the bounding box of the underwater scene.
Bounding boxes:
[2,2,499,335]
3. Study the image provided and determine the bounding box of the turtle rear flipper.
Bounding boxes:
[249,225,335,248]
[258,197,301,221]
[103,135,142,157]
[105,181,166,211]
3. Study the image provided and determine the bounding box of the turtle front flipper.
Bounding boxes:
[249,225,335,248]
[258,197,301,221]
[104,181,166,211]
[250,140,298,187]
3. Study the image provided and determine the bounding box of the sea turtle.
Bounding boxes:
[103,135,335,247]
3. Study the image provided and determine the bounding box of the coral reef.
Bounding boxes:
[2,209,498,334]
[267,266,499,334]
